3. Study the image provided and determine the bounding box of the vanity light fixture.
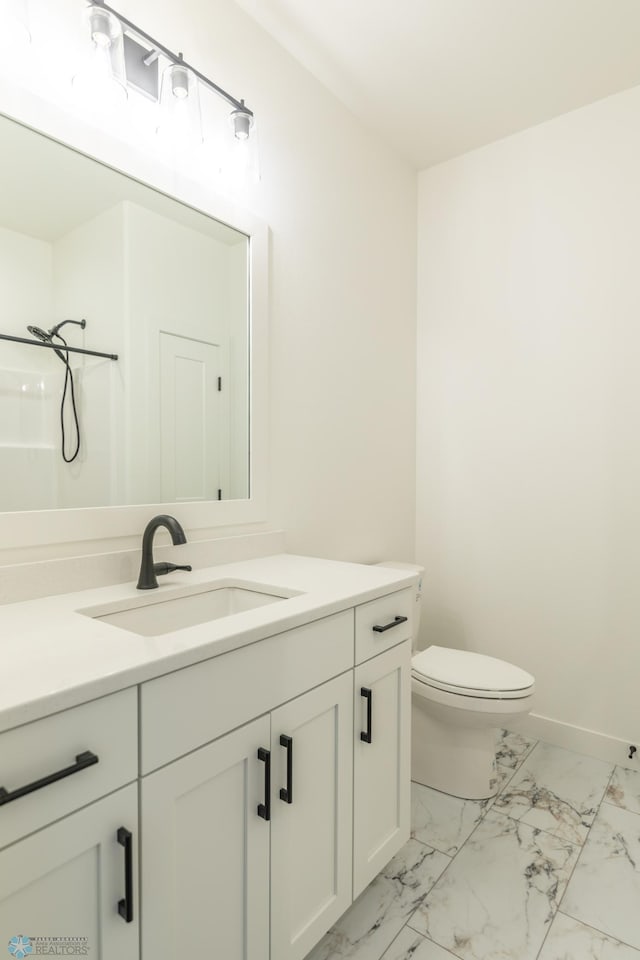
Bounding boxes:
[80,0,255,141]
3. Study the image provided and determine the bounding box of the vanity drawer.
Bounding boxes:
[355,588,414,663]
[140,609,354,773]
[0,688,137,850]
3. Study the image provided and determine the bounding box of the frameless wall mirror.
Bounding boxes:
[0,112,252,513]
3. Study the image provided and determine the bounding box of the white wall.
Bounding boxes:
[0,226,57,509]
[0,0,417,566]
[416,84,640,752]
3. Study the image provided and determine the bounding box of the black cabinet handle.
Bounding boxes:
[0,751,99,807]
[257,747,271,821]
[117,827,134,923]
[279,734,293,804]
[360,687,373,743]
[372,615,408,634]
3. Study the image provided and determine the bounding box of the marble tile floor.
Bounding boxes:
[305,730,640,960]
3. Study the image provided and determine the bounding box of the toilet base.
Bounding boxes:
[411,694,500,800]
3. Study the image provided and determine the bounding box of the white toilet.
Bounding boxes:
[376,562,535,801]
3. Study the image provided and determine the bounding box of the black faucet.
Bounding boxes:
[136,515,192,590]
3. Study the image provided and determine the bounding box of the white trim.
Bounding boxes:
[518,712,639,771]
[0,82,269,551]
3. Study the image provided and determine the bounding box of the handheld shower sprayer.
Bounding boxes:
[25,319,88,463]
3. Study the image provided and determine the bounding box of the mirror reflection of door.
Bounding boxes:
[159,333,225,502]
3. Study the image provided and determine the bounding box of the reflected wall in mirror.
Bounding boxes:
[0,113,250,512]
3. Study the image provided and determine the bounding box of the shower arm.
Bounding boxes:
[0,332,118,361]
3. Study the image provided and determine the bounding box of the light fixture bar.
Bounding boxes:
[91,0,253,118]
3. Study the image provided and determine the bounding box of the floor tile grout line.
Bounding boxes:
[555,909,640,955]
[402,920,462,960]
[552,759,617,926]
[601,798,640,815]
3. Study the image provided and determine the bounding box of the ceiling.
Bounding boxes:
[235,0,640,169]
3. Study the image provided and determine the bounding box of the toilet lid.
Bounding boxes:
[412,646,535,699]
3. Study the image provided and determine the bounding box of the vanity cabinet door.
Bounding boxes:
[0,783,138,960]
[353,640,411,898]
[270,671,353,960]
[141,715,270,960]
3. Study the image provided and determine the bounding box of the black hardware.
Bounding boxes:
[279,735,293,804]
[360,687,373,744]
[629,745,637,760]
[257,747,271,821]
[152,562,193,576]
[217,377,222,391]
[217,489,222,501]
[0,331,118,361]
[372,615,408,634]
[117,827,134,923]
[137,515,190,590]
[0,751,99,806]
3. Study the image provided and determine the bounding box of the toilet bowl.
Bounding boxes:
[374,562,535,802]
[411,646,534,799]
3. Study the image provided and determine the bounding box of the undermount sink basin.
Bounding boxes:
[79,582,292,637]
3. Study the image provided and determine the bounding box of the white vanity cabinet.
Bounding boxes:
[270,671,353,960]
[0,784,139,959]
[0,577,414,960]
[141,715,271,960]
[139,588,413,960]
[353,641,411,898]
[0,689,139,959]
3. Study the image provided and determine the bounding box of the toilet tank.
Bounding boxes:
[374,561,424,645]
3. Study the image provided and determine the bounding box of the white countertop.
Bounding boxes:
[0,554,417,734]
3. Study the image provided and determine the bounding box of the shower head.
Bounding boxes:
[26,325,52,343]
[26,324,66,362]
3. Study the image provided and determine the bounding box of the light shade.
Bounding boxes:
[72,4,128,109]
[157,59,203,146]
[230,105,254,141]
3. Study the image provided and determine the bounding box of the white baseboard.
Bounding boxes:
[516,713,639,771]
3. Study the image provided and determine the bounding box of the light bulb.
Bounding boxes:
[230,106,253,141]
[72,4,127,113]
[170,63,189,100]
[157,61,203,148]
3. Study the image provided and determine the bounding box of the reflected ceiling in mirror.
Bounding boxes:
[0,113,250,512]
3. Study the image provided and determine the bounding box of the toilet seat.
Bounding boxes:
[412,645,535,700]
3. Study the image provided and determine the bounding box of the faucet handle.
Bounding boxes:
[153,562,193,577]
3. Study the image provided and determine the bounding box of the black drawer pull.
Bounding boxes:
[0,750,99,807]
[360,687,373,743]
[372,615,408,634]
[257,747,271,821]
[117,827,134,923]
[279,734,293,804]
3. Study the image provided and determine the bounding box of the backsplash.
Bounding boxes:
[0,529,286,604]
